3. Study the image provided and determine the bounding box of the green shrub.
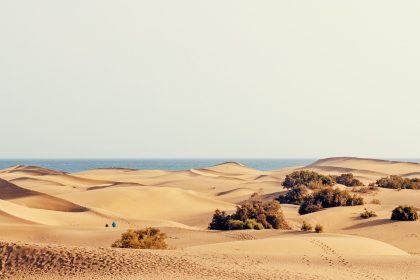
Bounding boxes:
[391,205,418,221]
[277,185,309,205]
[299,188,364,215]
[244,219,264,230]
[334,173,364,187]
[282,170,335,189]
[208,209,231,230]
[375,176,419,190]
[112,227,167,249]
[209,193,290,230]
[301,221,313,231]
[227,219,245,230]
[315,224,324,233]
[360,208,377,219]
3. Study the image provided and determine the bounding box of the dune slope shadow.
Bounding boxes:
[0,178,88,212]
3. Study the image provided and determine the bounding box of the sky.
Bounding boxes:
[1,1,419,159]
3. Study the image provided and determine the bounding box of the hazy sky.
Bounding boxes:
[1,1,419,158]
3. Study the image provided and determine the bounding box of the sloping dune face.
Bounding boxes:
[0,178,87,212]
[308,157,420,177]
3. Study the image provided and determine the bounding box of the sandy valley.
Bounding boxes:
[0,157,419,279]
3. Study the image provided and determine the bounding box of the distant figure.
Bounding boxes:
[112,221,117,228]
[105,224,109,227]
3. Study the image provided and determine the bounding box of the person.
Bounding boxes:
[112,221,117,228]
[105,224,109,227]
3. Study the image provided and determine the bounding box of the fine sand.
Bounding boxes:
[0,157,419,279]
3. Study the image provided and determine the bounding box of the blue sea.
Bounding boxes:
[0,159,317,173]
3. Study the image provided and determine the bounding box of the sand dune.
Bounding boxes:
[0,158,420,279]
[0,178,87,212]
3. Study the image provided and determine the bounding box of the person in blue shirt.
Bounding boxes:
[111,221,117,228]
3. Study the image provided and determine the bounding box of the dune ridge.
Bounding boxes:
[0,158,420,279]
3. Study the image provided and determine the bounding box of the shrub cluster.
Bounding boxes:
[391,205,418,221]
[300,221,324,233]
[112,227,168,249]
[374,176,419,190]
[298,188,364,215]
[301,221,313,231]
[334,173,363,187]
[282,170,335,189]
[209,194,289,230]
[277,185,308,205]
[360,208,377,219]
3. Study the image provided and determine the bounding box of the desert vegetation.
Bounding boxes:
[301,221,313,232]
[112,227,168,249]
[315,224,324,233]
[277,185,308,205]
[360,208,377,219]
[373,175,419,190]
[299,188,364,215]
[334,173,364,187]
[282,170,335,189]
[391,205,418,221]
[209,193,289,230]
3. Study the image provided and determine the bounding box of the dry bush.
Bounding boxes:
[315,224,324,233]
[360,208,377,219]
[391,205,418,221]
[352,186,379,194]
[334,173,364,187]
[112,227,167,249]
[375,176,419,190]
[370,199,381,205]
[301,221,313,231]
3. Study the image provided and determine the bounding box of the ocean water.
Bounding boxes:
[0,159,316,173]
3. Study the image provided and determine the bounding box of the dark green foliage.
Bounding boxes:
[375,176,419,190]
[208,209,231,230]
[282,170,335,189]
[301,221,313,231]
[112,227,168,249]
[391,205,418,221]
[298,188,364,215]
[209,193,289,230]
[277,185,309,205]
[334,173,364,187]
[360,208,377,219]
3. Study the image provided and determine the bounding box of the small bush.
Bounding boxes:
[375,176,419,190]
[282,170,335,189]
[334,173,364,187]
[301,221,313,232]
[391,205,419,221]
[370,199,381,205]
[112,227,167,249]
[209,193,289,230]
[360,208,377,219]
[315,224,324,233]
[298,188,364,215]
